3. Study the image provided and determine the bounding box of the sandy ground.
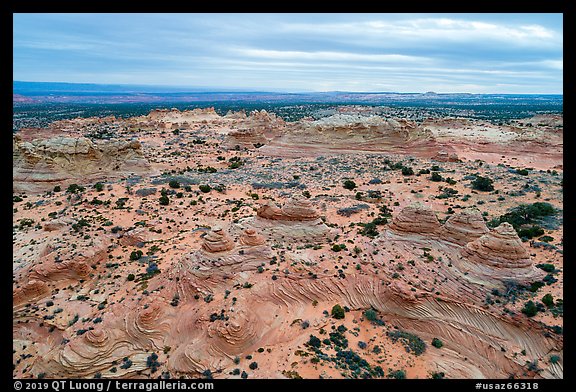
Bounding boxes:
[13,108,563,379]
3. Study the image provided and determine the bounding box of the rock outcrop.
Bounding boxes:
[201,226,235,253]
[241,196,333,242]
[239,228,265,246]
[388,202,441,236]
[442,207,490,245]
[13,136,152,193]
[257,197,319,222]
[460,222,531,269]
[224,109,285,149]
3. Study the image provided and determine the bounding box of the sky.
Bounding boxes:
[13,13,563,94]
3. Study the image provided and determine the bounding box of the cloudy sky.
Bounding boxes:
[13,13,563,93]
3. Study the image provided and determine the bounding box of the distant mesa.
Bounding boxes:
[13,94,37,103]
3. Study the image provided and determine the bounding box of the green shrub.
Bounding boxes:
[388,330,426,355]
[159,195,169,205]
[401,166,414,176]
[363,309,378,322]
[542,294,554,307]
[331,304,345,319]
[53,186,61,192]
[358,222,379,238]
[130,250,143,261]
[521,300,538,317]
[307,335,321,348]
[94,182,104,192]
[517,225,544,239]
[168,180,180,189]
[343,180,357,190]
[199,184,211,193]
[387,370,406,379]
[127,274,135,281]
[67,184,85,194]
[536,263,555,273]
[430,172,443,182]
[431,338,443,348]
[471,176,494,191]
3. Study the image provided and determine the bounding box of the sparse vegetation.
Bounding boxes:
[471,176,494,191]
[331,304,345,319]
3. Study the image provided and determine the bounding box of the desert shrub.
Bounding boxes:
[199,184,211,193]
[549,355,560,364]
[364,308,378,322]
[488,202,556,232]
[522,300,538,317]
[471,176,494,191]
[53,186,61,192]
[94,182,104,192]
[67,184,85,193]
[430,172,443,182]
[536,263,556,273]
[168,180,180,189]
[127,274,135,281]
[431,338,443,348]
[130,250,143,261]
[336,204,370,217]
[517,225,544,239]
[159,195,169,205]
[542,294,554,307]
[307,335,321,348]
[146,353,160,373]
[343,180,357,190]
[331,304,345,319]
[387,369,406,379]
[388,330,426,355]
[249,362,258,370]
[401,166,414,176]
[358,222,379,238]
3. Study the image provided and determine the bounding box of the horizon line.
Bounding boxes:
[13,80,563,96]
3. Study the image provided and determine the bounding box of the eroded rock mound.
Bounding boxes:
[442,207,490,245]
[13,136,151,193]
[201,226,235,253]
[460,222,531,268]
[257,197,319,222]
[241,196,333,243]
[239,228,266,246]
[389,202,441,236]
[13,280,49,306]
